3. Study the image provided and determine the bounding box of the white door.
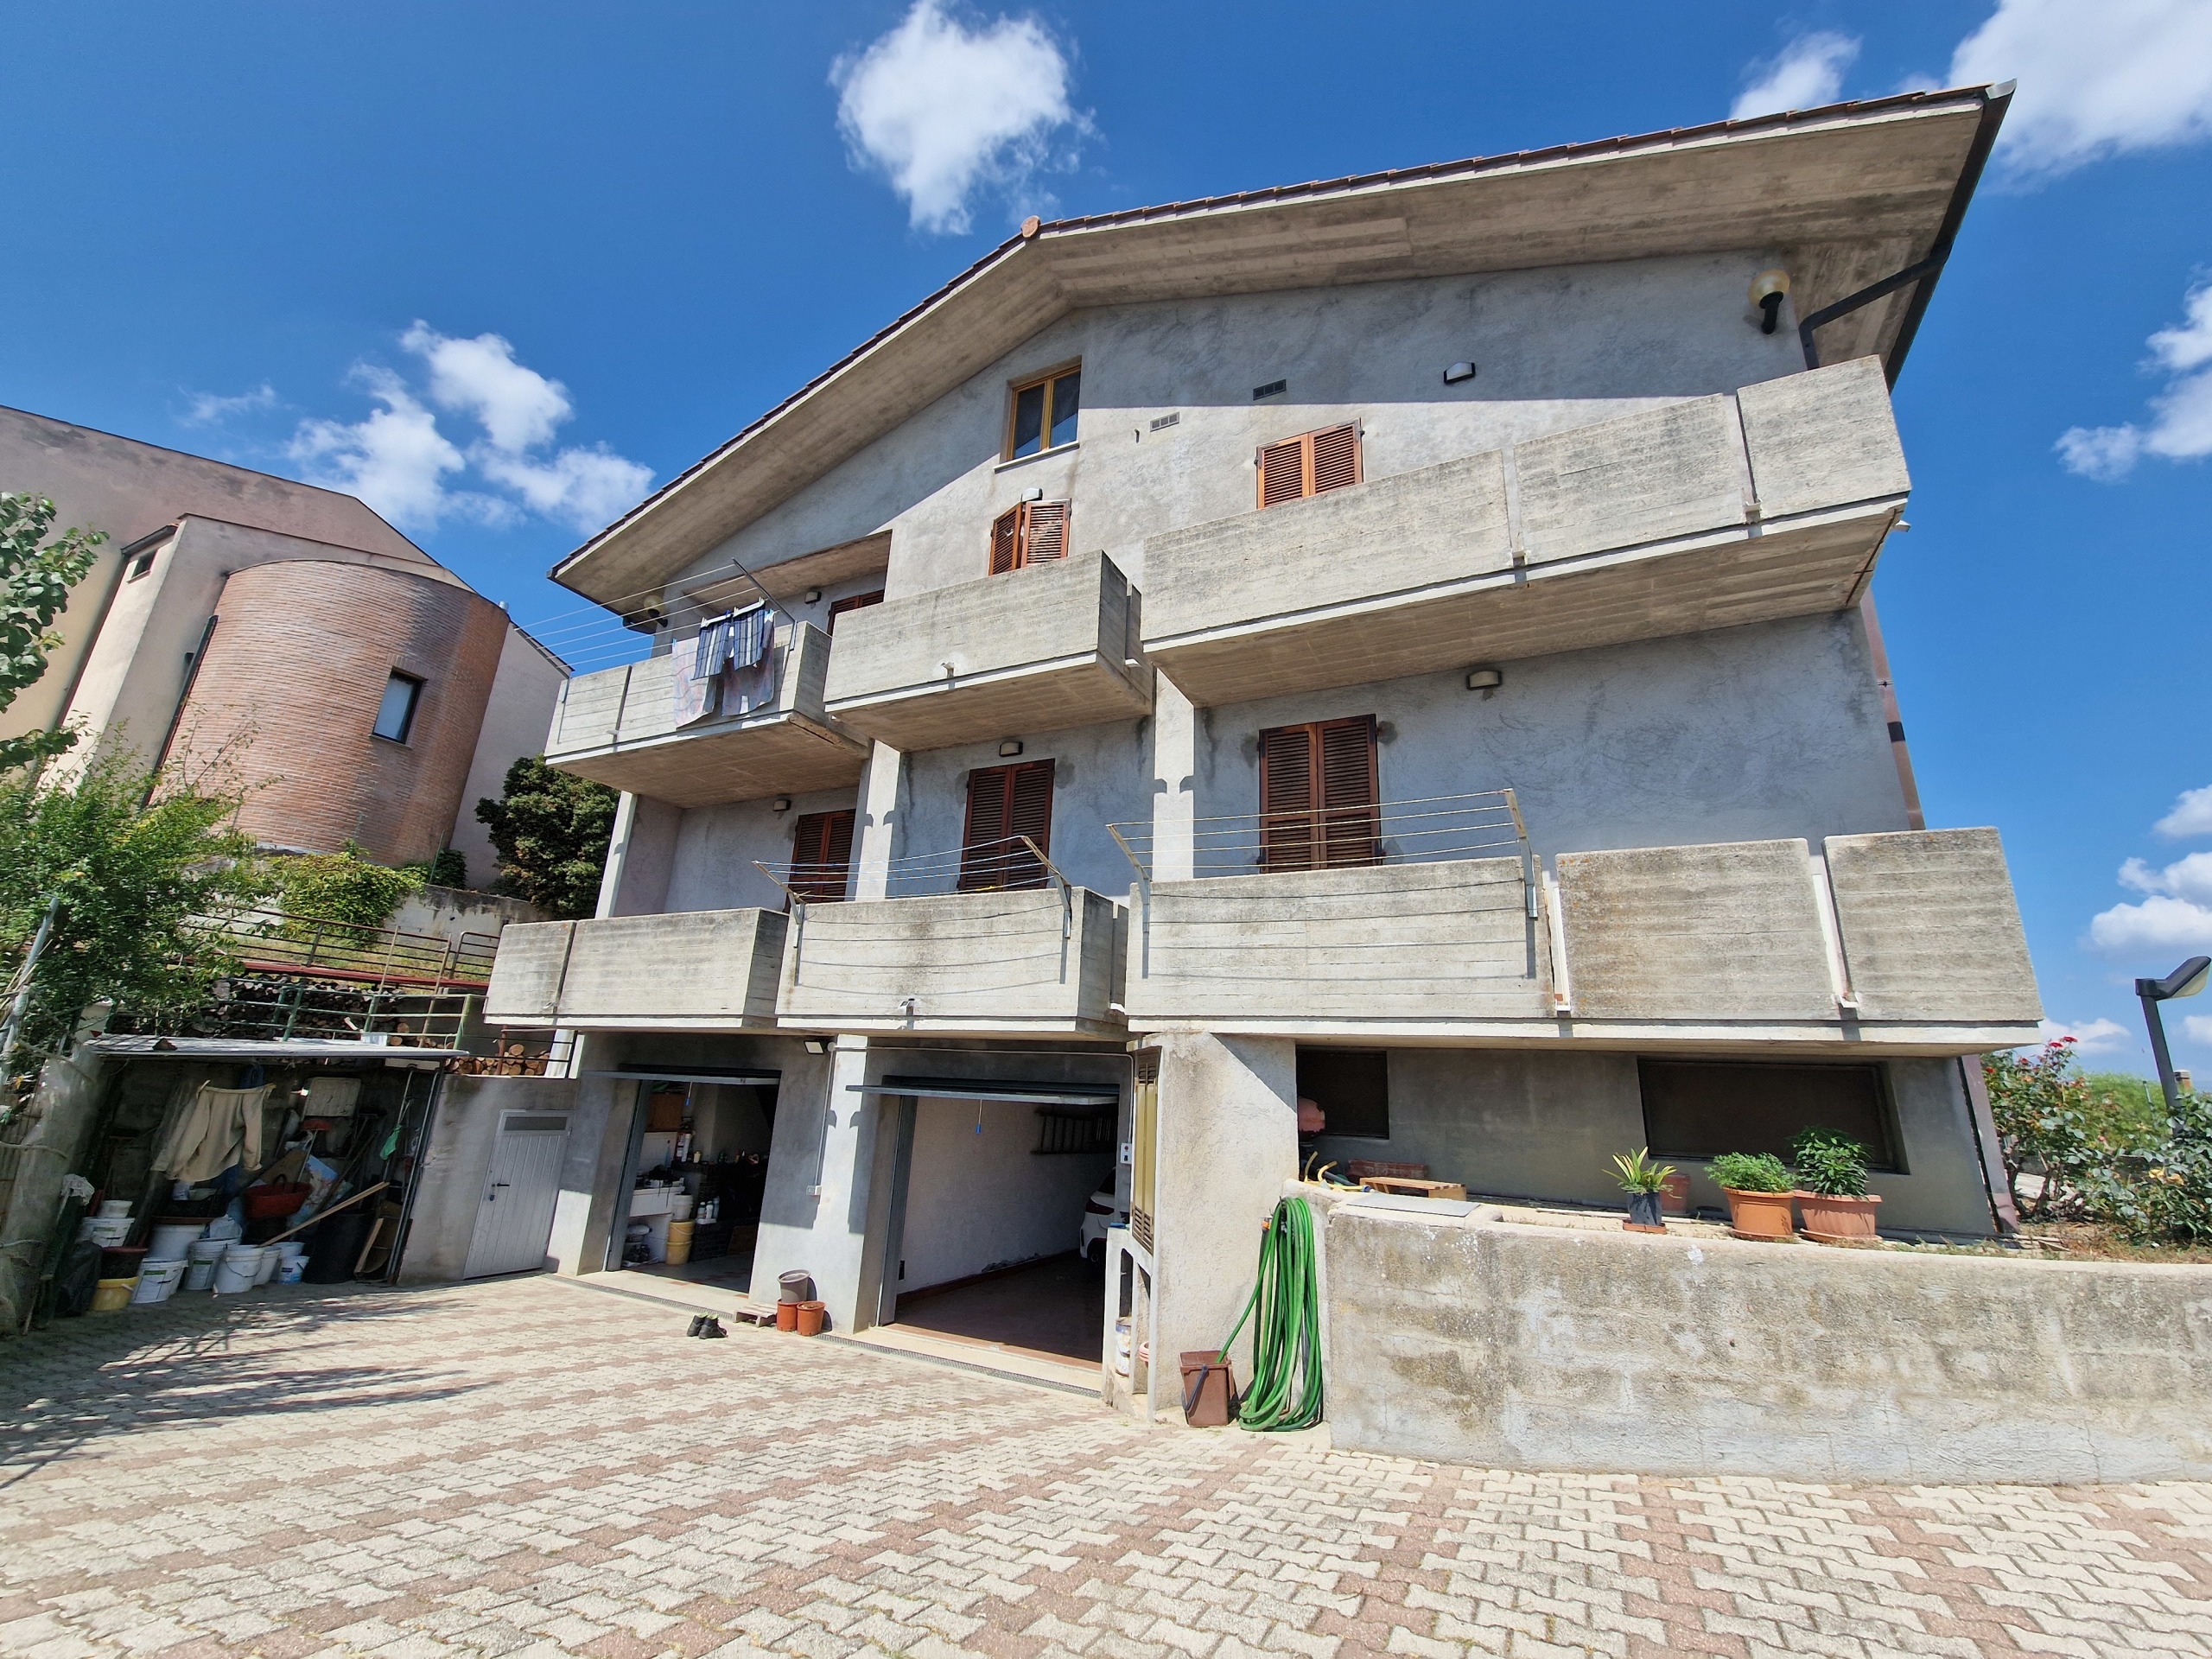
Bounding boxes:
[463,1111,571,1279]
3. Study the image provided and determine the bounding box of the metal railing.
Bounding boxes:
[1107,788,1528,887]
[107,975,478,1049]
[185,907,497,989]
[755,835,1072,908]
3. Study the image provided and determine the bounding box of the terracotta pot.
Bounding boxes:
[795,1300,825,1337]
[1658,1172,1693,1214]
[1798,1191,1882,1244]
[1623,1190,1665,1232]
[1721,1186,1796,1242]
[775,1300,798,1332]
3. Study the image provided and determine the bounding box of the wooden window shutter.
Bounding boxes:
[1257,715,1377,869]
[788,809,855,902]
[959,759,1054,891]
[989,506,1022,575]
[1256,423,1362,508]
[988,502,1071,573]
[826,591,884,632]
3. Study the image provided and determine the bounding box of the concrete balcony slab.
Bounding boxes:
[484,908,786,1031]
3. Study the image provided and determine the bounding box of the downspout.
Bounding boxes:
[1799,83,2013,384]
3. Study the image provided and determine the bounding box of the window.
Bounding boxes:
[1257,715,1379,870]
[1637,1058,1902,1171]
[1256,423,1362,508]
[788,809,855,903]
[1007,365,1081,459]
[959,759,1054,891]
[988,500,1070,575]
[1298,1048,1389,1139]
[826,590,885,632]
[372,671,423,743]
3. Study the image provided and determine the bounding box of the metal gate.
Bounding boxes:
[462,1110,571,1279]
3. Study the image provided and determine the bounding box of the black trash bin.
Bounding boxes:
[302,1209,372,1283]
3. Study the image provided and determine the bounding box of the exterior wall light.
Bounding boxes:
[1443,361,1477,385]
[1465,666,1503,695]
[1750,269,1791,334]
[2137,955,2210,1126]
[804,1039,829,1054]
[998,739,1025,757]
[804,588,822,604]
[770,796,792,813]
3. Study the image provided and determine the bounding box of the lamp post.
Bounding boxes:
[2135,955,2210,1131]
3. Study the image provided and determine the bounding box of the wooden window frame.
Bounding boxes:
[1255,422,1363,509]
[958,758,1055,892]
[1003,362,1084,461]
[788,808,856,904]
[987,500,1071,575]
[1257,715,1381,871]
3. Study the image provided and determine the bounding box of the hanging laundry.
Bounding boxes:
[721,604,779,716]
[670,617,728,727]
[155,1082,270,1183]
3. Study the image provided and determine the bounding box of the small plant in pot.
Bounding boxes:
[1707,1152,1797,1242]
[1789,1128,1881,1243]
[1609,1147,1677,1232]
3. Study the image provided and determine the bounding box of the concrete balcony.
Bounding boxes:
[483,909,786,1031]
[822,550,1150,751]
[1141,358,1910,707]
[778,886,1125,1039]
[544,623,868,809]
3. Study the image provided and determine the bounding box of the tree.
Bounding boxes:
[0,493,104,771]
[0,752,270,1085]
[475,757,618,918]
[276,842,422,931]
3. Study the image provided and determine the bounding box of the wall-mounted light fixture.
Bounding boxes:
[1021,486,1045,503]
[1443,361,1477,385]
[1750,269,1791,334]
[804,1039,829,1055]
[998,739,1025,758]
[770,796,792,813]
[804,588,822,604]
[1465,666,1503,696]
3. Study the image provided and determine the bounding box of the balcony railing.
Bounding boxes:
[543,622,868,808]
[1108,790,1529,884]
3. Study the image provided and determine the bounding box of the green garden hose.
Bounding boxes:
[1217,1196,1324,1431]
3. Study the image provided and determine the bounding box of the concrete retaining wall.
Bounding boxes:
[1319,1196,2212,1483]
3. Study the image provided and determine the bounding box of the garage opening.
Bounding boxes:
[601,1067,781,1293]
[864,1077,1121,1370]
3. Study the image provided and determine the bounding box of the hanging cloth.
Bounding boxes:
[721,605,779,717]
[154,1083,270,1183]
[670,614,734,727]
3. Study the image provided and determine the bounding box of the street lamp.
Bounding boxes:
[2135,955,2210,1127]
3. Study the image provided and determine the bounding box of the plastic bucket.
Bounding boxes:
[275,1255,307,1284]
[664,1221,695,1266]
[82,1217,131,1247]
[1179,1351,1236,1428]
[778,1270,813,1304]
[183,1238,228,1291]
[146,1223,206,1262]
[795,1300,825,1337]
[132,1260,186,1304]
[92,1277,137,1313]
[1114,1317,1134,1377]
[213,1246,266,1294]
[96,1199,131,1219]
[251,1244,282,1285]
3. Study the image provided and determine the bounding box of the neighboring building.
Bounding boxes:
[467,88,2041,1396]
[0,406,567,880]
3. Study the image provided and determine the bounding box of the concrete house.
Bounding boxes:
[469,87,2041,1394]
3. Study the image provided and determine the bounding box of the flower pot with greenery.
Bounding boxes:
[1707,1153,1797,1241]
[1790,1129,1882,1243]
[1609,1147,1676,1232]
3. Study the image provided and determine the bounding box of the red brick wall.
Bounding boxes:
[168,560,509,864]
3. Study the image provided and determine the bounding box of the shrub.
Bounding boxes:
[276,843,421,932]
[1709,1151,1793,1193]
[1789,1128,1870,1197]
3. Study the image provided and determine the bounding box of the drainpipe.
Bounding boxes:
[1857,596,1924,831]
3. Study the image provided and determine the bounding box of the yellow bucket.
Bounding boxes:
[92,1277,137,1312]
[664,1220,695,1266]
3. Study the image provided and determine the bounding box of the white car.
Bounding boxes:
[1079,1167,1130,1262]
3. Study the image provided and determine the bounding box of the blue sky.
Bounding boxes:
[5,2,2212,1072]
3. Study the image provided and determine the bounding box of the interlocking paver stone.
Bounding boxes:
[4,1278,2210,1659]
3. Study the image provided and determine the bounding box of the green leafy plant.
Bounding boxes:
[475,756,618,918]
[1789,1128,1871,1197]
[1708,1151,1794,1194]
[276,842,421,932]
[1609,1147,1677,1194]
[0,493,104,772]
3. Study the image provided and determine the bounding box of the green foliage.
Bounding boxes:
[423,848,467,889]
[475,756,618,919]
[1608,1147,1677,1194]
[0,753,270,1079]
[1708,1151,1795,1193]
[2078,1070,2167,1146]
[276,842,420,931]
[1789,1128,1870,1197]
[0,493,104,771]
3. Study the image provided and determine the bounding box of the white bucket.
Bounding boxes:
[1114,1317,1134,1377]
[132,1260,187,1304]
[81,1216,132,1247]
[276,1255,307,1283]
[145,1223,205,1262]
[96,1199,131,1220]
[671,1194,696,1221]
[251,1245,282,1285]
[213,1245,266,1294]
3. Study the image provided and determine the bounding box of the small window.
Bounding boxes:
[1638,1058,1902,1171]
[959,759,1054,891]
[988,500,1070,575]
[826,591,885,632]
[788,808,855,904]
[1256,423,1363,508]
[127,551,158,581]
[1299,1048,1389,1139]
[1257,715,1380,870]
[1007,365,1081,459]
[372,671,423,743]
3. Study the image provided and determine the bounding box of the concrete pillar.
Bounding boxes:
[749,1036,891,1332]
[595,791,680,918]
[1149,675,1198,884]
[851,742,904,901]
[1151,1032,1299,1389]
[545,1065,635,1275]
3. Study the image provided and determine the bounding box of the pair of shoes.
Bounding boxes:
[685,1314,707,1337]
[697,1317,727,1339]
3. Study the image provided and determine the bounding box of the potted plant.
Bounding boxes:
[1790,1129,1881,1243]
[1609,1147,1676,1232]
[1707,1152,1796,1241]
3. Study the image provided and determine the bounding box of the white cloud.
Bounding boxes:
[1951,0,2212,178]
[286,328,652,535]
[2089,893,2212,956]
[2120,851,2212,904]
[2185,1014,2212,1046]
[2037,1015,2131,1054]
[2156,784,2212,839]
[2058,279,2212,478]
[1732,32,1860,119]
[832,0,1084,234]
[182,383,278,425]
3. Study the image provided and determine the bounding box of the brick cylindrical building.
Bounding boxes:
[168,560,509,864]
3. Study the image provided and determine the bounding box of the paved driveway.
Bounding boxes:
[3,1275,2209,1659]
